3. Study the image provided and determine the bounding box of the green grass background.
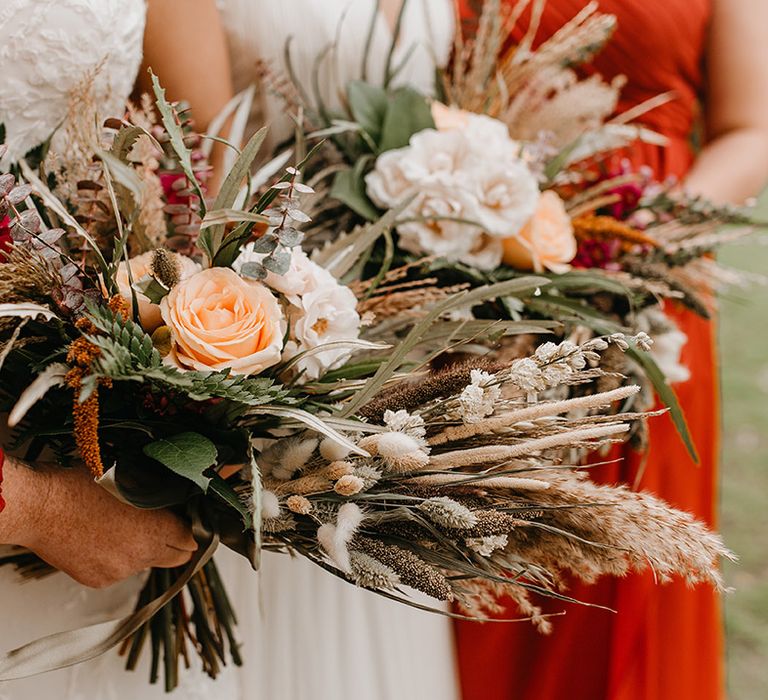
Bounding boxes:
[719,197,768,699]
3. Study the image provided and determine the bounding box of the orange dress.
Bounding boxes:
[453,1,724,699]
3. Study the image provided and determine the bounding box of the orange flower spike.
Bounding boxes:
[108,294,130,321]
[572,214,661,251]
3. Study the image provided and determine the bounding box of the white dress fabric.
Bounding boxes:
[0,1,460,698]
[216,2,460,699]
[0,0,146,165]
[219,0,455,149]
[0,2,232,698]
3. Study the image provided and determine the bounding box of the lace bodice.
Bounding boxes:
[0,0,146,165]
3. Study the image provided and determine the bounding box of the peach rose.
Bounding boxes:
[502,191,577,273]
[430,102,472,131]
[160,267,284,375]
[116,251,200,332]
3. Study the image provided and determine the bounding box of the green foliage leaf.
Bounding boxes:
[143,432,218,492]
[209,474,252,529]
[330,157,379,221]
[149,71,207,218]
[202,126,268,265]
[347,81,388,144]
[84,303,290,406]
[379,87,434,153]
[133,274,169,305]
[626,345,699,463]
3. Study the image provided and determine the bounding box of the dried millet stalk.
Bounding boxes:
[358,358,507,423]
[353,536,454,601]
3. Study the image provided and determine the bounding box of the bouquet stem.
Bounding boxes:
[120,558,241,692]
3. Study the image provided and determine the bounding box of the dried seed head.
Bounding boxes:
[286,494,312,515]
[151,248,181,289]
[334,474,365,496]
[419,497,479,529]
[326,461,354,480]
[465,534,509,556]
[355,537,454,601]
[350,551,401,590]
[354,464,382,490]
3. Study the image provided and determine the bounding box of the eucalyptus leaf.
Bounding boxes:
[262,248,291,275]
[278,227,304,247]
[252,233,278,254]
[143,432,218,493]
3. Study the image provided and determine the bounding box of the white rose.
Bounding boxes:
[470,160,540,238]
[284,277,361,380]
[116,251,200,331]
[365,115,539,270]
[234,246,361,380]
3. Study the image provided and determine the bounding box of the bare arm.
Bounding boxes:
[137,0,234,190]
[685,0,768,203]
[0,456,197,588]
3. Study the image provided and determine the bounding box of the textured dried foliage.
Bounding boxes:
[260,337,730,627]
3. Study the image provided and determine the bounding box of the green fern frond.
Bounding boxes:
[83,303,290,406]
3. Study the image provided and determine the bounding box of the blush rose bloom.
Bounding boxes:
[365,114,539,270]
[431,102,471,131]
[160,267,284,375]
[502,190,577,273]
[115,251,200,332]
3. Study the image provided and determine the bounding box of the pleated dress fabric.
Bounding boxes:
[453,2,725,699]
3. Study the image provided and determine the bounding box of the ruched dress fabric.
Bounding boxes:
[453,2,725,699]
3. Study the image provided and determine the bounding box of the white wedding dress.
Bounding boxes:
[216,2,460,700]
[213,0,459,700]
[0,2,235,698]
[1,1,460,698]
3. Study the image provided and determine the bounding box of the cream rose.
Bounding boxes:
[502,191,577,273]
[160,267,284,375]
[235,246,361,379]
[366,114,539,271]
[116,251,200,331]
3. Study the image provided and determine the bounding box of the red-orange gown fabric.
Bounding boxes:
[453,2,725,699]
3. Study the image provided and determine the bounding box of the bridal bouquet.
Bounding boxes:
[0,77,732,692]
[270,0,763,459]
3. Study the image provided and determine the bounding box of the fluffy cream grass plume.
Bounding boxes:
[317,503,364,573]
[502,471,734,589]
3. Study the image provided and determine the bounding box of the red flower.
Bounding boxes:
[0,216,13,259]
[571,238,622,271]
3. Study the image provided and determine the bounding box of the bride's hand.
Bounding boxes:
[0,456,197,588]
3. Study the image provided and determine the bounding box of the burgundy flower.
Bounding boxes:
[571,239,622,271]
[0,216,13,259]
